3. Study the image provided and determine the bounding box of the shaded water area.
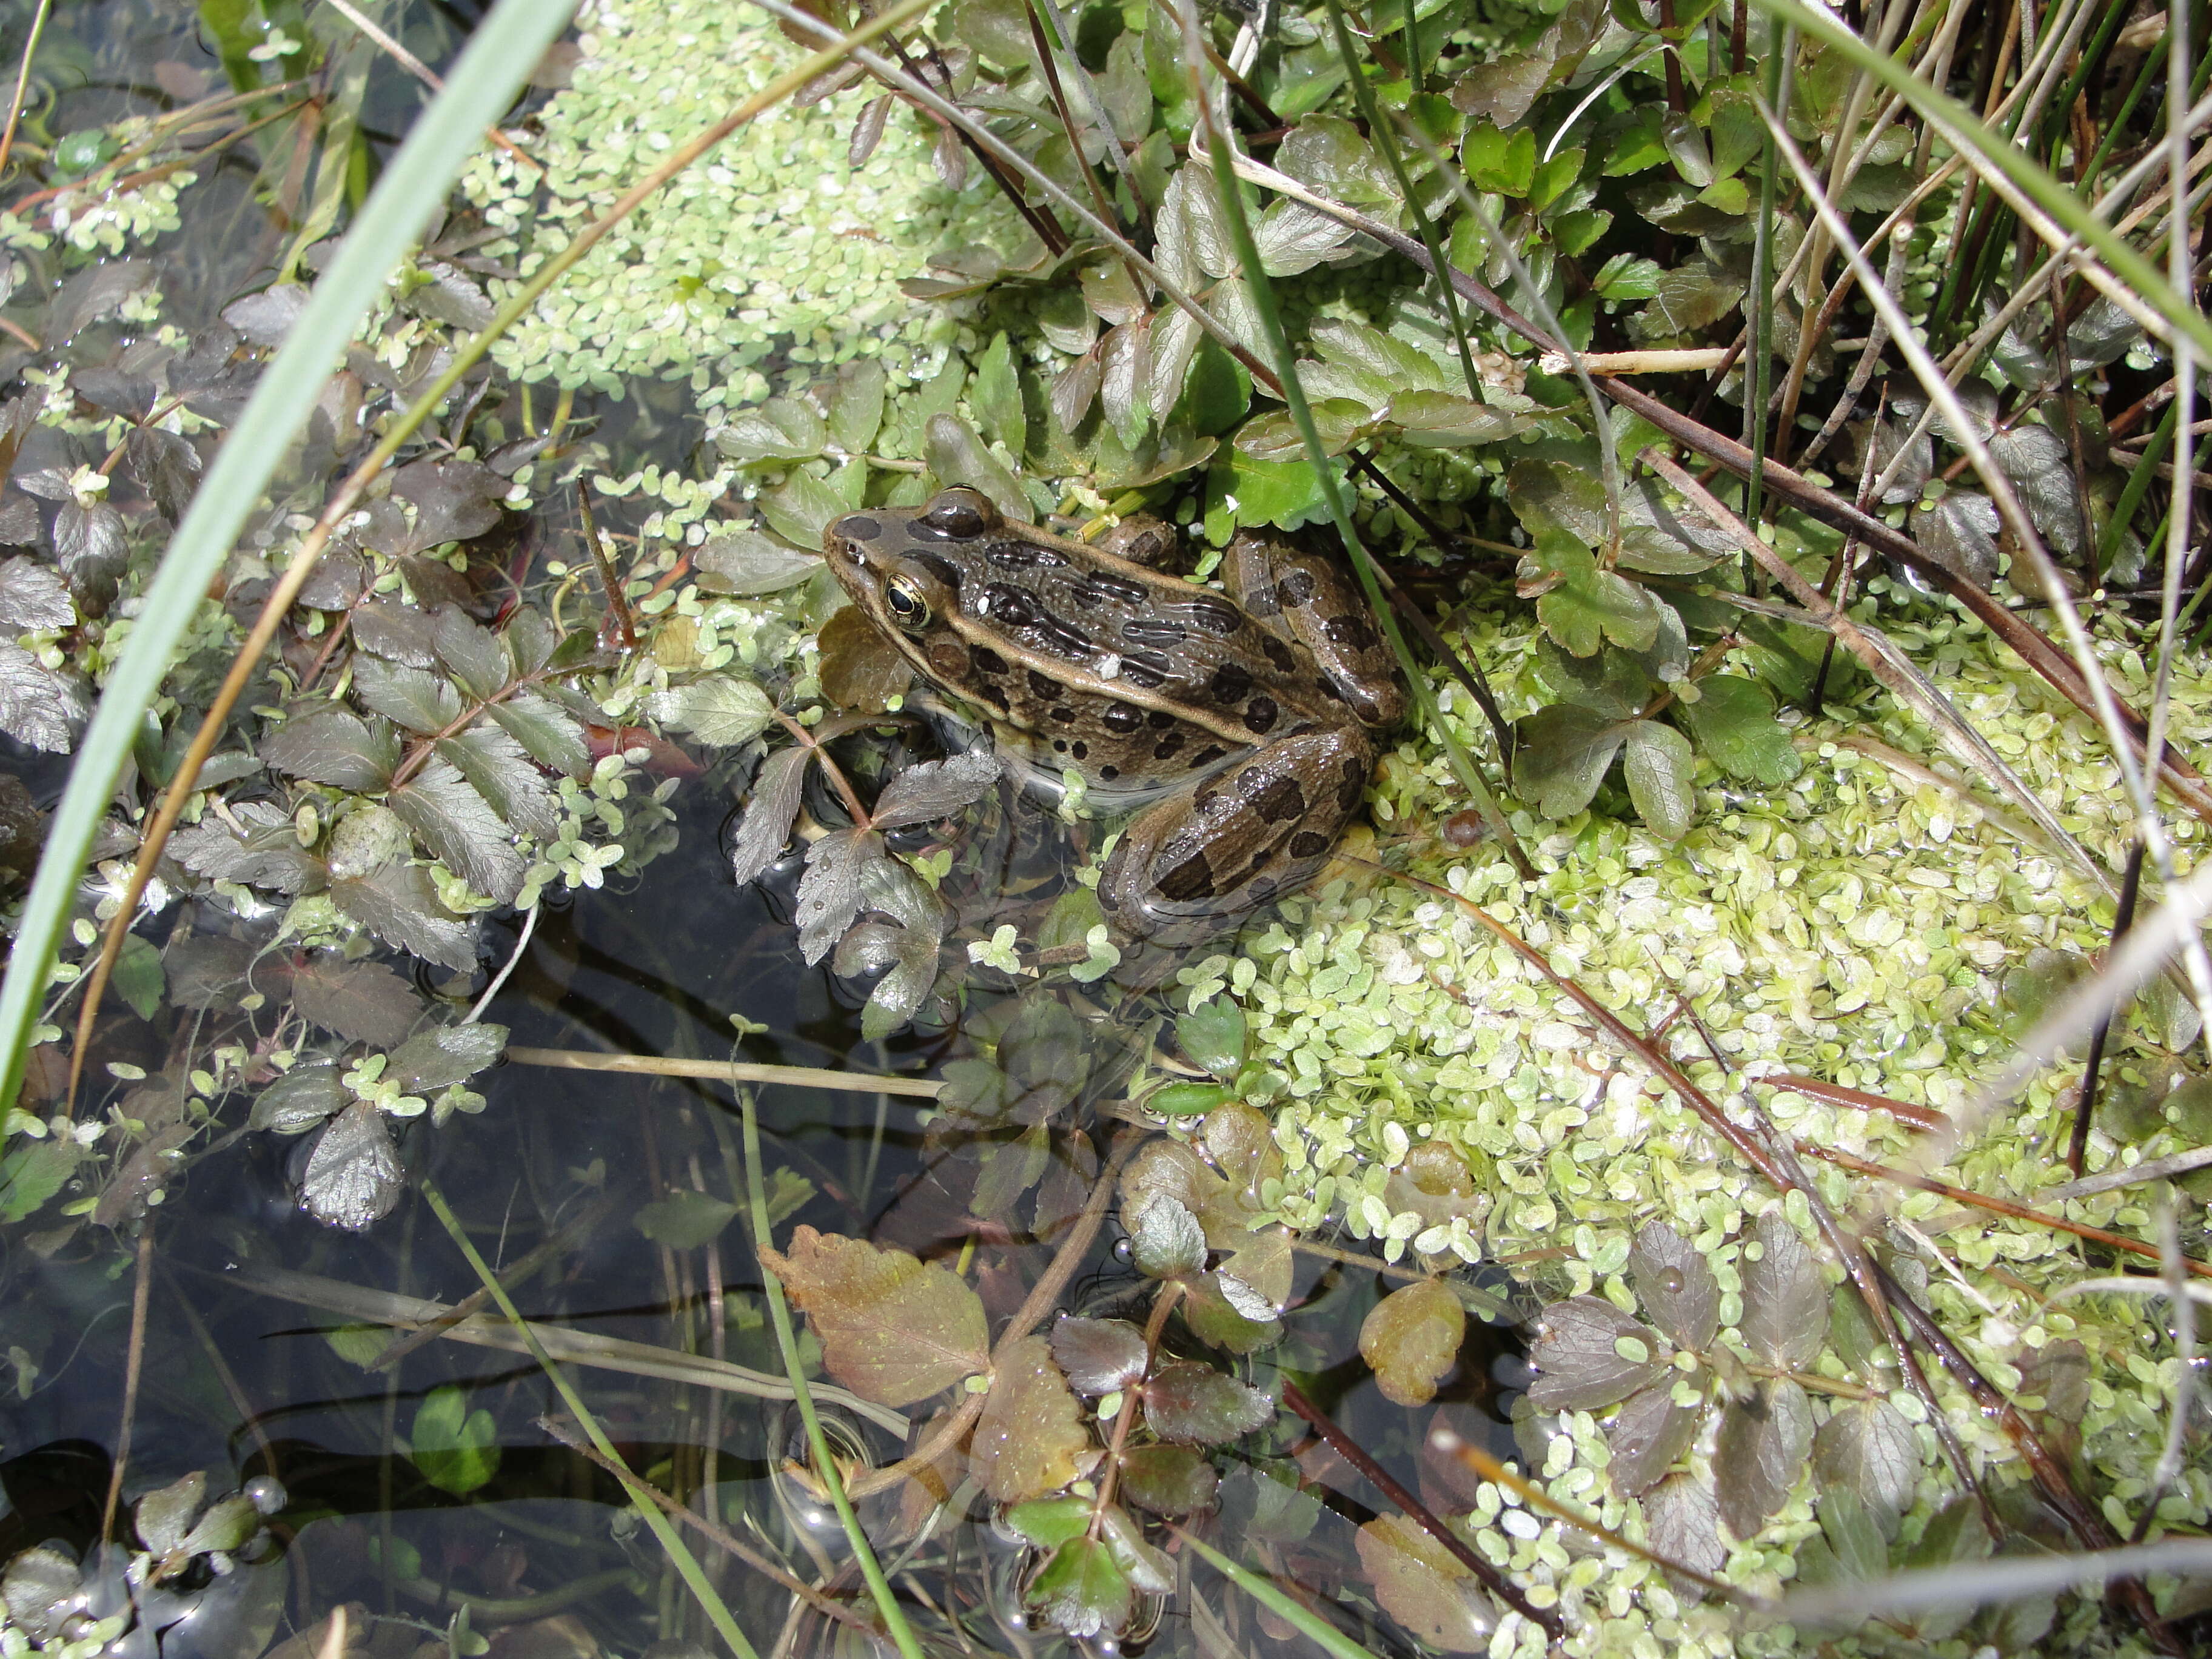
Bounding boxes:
[0,6,1526,1653]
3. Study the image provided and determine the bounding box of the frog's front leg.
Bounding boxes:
[1097,726,1378,944]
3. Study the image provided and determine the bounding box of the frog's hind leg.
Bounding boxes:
[1224,529,1406,729]
[1098,725,1377,946]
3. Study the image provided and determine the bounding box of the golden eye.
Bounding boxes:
[884,575,932,631]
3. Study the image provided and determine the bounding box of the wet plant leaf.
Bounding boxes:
[110,933,164,1021]
[1713,1376,1812,1540]
[1176,996,1247,1076]
[289,956,421,1048]
[694,529,822,596]
[1515,702,1626,821]
[386,1022,506,1093]
[1050,1315,1149,1396]
[1621,718,1694,840]
[1607,1379,1705,1496]
[332,862,478,971]
[432,608,510,701]
[648,675,776,748]
[1811,1398,1920,1523]
[0,644,87,752]
[261,708,401,790]
[1026,1536,1130,1640]
[1526,1295,1665,1411]
[760,1225,989,1406]
[487,690,591,777]
[1359,1278,1466,1407]
[438,725,558,842]
[391,459,506,548]
[221,284,310,346]
[923,412,1027,524]
[1629,1221,1719,1351]
[716,397,828,464]
[1643,1471,1726,1596]
[410,1383,501,1496]
[353,657,464,733]
[1678,676,1802,786]
[354,598,442,666]
[0,557,73,630]
[1740,1212,1826,1367]
[249,1063,349,1133]
[1118,1444,1218,1515]
[870,749,1000,828]
[794,826,883,964]
[1356,1514,1493,1652]
[303,1101,405,1230]
[389,759,525,903]
[971,1335,1090,1503]
[826,358,887,454]
[635,1189,740,1248]
[1127,1191,1207,1280]
[1140,1361,1272,1445]
[1911,490,1999,587]
[1989,421,2084,561]
[172,800,327,893]
[834,919,940,1041]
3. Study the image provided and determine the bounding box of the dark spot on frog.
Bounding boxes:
[1146,709,1176,728]
[1350,691,1386,723]
[987,540,1065,568]
[1123,618,1186,646]
[1246,877,1278,905]
[1289,830,1330,859]
[1276,569,1317,609]
[1028,669,1059,699]
[1050,706,1076,724]
[1081,574,1148,606]
[1157,851,1215,902]
[1324,614,1380,651]
[927,637,968,679]
[1183,597,1242,635]
[1242,696,1278,734]
[1102,703,1144,733]
[1244,848,1273,876]
[1208,662,1253,705]
[1338,755,1366,810]
[1193,744,1227,768]
[1120,654,1171,690]
[1101,765,1119,780]
[970,646,1009,676]
[1260,635,1297,673]
[983,583,1042,626]
[1053,738,1067,752]
[1071,741,1088,760]
[1153,729,1186,761]
[1246,775,1304,823]
[911,552,961,589]
[838,516,882,540]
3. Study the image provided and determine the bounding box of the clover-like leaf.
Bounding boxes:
[1629,1221,1719,1352]
[1740,1212,1826,1367]
[135,1472,208,1554]
[870,749,1000,829]
[1026,1537,1130,1640]
[1356,1515,1494,1653]
[1678,675,1803,786]
[1127,1191,1207,1281]
[1118,1444,1218,1516]
[1526,1295,1665,1411]
[1359,1278,1466,1407]
[759,1225,988,1407]
[1140,1361,1272,1445]
[303,1101,405,1230]
[1713,1376,1813,1540]
[289,957,421,1048]
[971,1335,1090,1503]
[410,1383,501,1496]
[262,708,401,790]
[1176,996,1247,1077]
[1050,1315,1149,1396]
[386,1022,506,1093]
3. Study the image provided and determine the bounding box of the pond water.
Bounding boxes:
[0,5,1526,1654]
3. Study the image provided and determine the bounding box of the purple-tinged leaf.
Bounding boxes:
[1118,1444,1218,1516]
[1606,1378,1704,1497]
[1050,1315,1148,1396]
[302,1102,404,1230]
[1141,1361,1272,1446]
[1713,1377,1812,1540]
[1740,1212,1826,1367]
[289,956,421,1048]
[1526,1295,1665,1412]
[1629,1221,1719,1352]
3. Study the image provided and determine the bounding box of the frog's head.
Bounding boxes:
[823,486,1003,686]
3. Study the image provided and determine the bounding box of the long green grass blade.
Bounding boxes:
[0,0,577,1111]
[1171,1528,1386,1659]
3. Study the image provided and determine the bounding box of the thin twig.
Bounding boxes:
[99,1225,156,1541]
[0,0,52,180]
[506,1044,944,1098]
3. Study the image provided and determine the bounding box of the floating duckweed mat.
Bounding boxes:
[461,0,1027,400]
[1161,597,2208,1644]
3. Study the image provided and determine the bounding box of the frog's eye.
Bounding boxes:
[919,487,996,540]
[884,574,933,631]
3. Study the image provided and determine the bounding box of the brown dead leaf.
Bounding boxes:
[760,1226,989,1407]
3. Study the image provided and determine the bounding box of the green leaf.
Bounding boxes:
[1538,557,1663,657]
[1118,1445,1219,1516]
[1233,399,1374,462]
[635,1189,741,1248]
[1147,1081,1232,1117]
[1593,252,1664,300]
[410,1384,501,1496]
[757,470,849,548]
[1461,121,1534,196]
[1621,719,1695,840]
[1517,703,1626,820]
[386,1022,508,1092]
[1678,675,1804,786]
[826,358,887,455]
[1176,997,1247,1076]
[922,413,1027,524]
[0,1138,76,1223]
[1027,1537,1131,1640]
[1141,1360,1273,1444]
[1528,146,1584,213]
[971,332,1024,453]
[1006,1495,1092,1549]
[113,934,165,1022]
[1205,449,1332,536]
[716,397,828,465]
[647,676,776,748]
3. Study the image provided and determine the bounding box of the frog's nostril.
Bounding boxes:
[834,515,883,541]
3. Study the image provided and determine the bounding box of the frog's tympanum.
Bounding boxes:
[823,487,1403,943]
